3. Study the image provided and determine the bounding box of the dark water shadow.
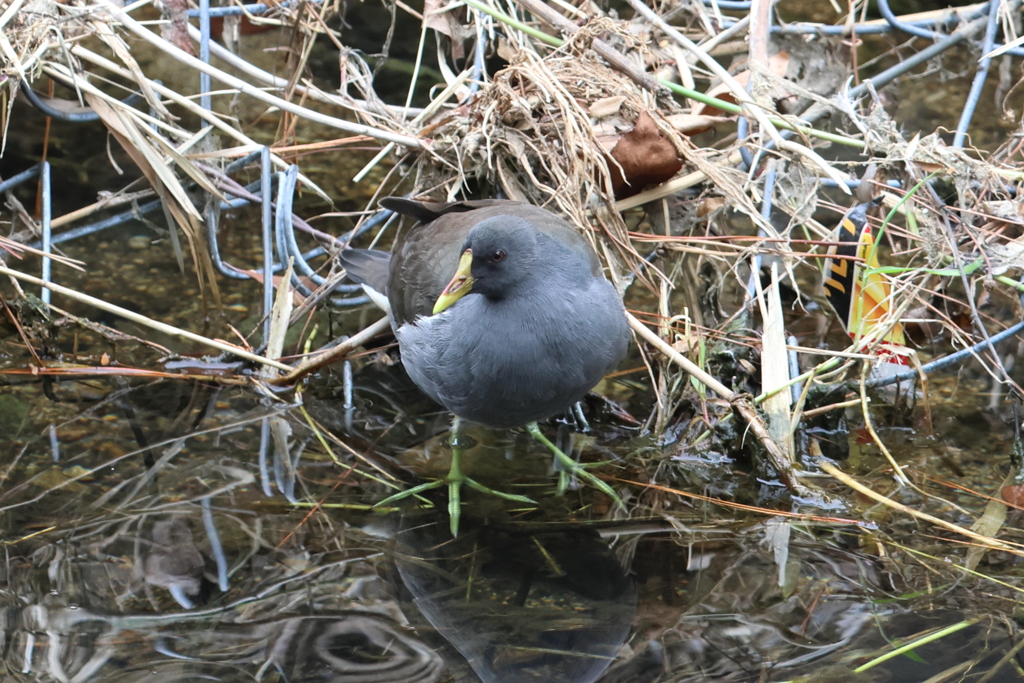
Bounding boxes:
[391,513,636,683]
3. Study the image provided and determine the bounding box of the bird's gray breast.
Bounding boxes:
[395,278,627,428]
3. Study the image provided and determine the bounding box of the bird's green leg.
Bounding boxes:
[374,416,536,537]
[446,417,466,536]
[449,417,537,535]
[526,422,624,510]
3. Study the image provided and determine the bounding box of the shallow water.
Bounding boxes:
[2,304,1022,682]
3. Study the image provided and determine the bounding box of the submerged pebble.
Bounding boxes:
[127,235,151,250]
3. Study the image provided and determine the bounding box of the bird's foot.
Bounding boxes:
[525,422,624,510]
[374,479,448,508]
[450,477,536,535]
[373,465,535,537]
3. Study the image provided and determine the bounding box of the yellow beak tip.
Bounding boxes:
[433,250,475,315]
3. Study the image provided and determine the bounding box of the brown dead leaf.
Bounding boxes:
[697,197,725,217]
[672,336,693,355]
[738,358,757,375]
[607,111,683,199]
[496,36,516,61]
[424,0,455,37]
[769,51,790,78]
[90,19,174,118]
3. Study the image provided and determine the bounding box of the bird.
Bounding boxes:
[340,197,629,534]
[143,517,205,609]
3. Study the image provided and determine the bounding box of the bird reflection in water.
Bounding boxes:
[392,512,637,683]
[138,517,205,609]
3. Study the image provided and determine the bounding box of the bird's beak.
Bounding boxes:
[433,249,475,314]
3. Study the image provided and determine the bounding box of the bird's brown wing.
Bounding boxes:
[382,197,602,325]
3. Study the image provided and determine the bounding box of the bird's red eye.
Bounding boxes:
[491,250,505,262]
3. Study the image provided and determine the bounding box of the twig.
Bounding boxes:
[689,15,750,61]
[455,0,866,150]
[747,0,771,82]
[459,0,556,47]
[868,317,1024,388]
[0,265,292,371]
[269,317,392,385]
[51,188,153,229]
[628,312,813,496]
[775,138,852,191]
[0,0,29,30]
[858,363,910,485]
[854,2,986,28]
[821,462,1024,557]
